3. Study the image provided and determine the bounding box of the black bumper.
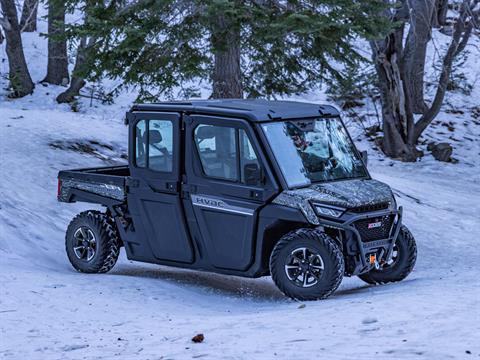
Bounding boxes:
[318,206,403,268]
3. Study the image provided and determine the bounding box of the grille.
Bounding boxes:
[349,202,390,213]
[354,215,394,242]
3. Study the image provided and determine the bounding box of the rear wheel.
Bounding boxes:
[66,210,120,273]
[270,229,344,301]
[359,225,417,285]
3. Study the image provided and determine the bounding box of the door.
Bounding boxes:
[185,115,277,271]
[127,112,194,263]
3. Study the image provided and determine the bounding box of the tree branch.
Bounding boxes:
[20,0,38,32]
[413,0,472,141]
[455,21,473,56]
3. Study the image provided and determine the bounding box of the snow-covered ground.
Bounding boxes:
[1,13,480,360]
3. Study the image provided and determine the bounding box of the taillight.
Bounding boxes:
[57,179,62,197]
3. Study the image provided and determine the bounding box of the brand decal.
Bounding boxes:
[191,195,254,216]
[194,196,226,209]
[368,221,382,229]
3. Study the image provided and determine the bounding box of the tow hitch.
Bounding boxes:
[368,248,391,270]
[369,253,381,270]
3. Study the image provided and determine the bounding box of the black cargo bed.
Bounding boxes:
[58,165,129,204]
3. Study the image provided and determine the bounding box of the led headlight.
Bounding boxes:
[314,205,344,218]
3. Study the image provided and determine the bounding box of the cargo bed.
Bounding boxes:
[58,165,129,204]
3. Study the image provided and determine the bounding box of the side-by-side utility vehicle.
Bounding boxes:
[58,100,417,300]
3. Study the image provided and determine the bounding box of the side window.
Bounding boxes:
[239,129,260,183]
[149,120,173,172]
[195,125,237,181]
[135,119,173,172]
[194,125,261,185]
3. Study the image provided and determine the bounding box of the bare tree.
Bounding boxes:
[0,0,35,97]
[210,10,242,99]
[371,0,479,161]
[19,0,38,32]
[43,0,69,85]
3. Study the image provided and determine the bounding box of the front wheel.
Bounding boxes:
[65,210,121,273]
[359,225,417,285]
[270,229,344,301]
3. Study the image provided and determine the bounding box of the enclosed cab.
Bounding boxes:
[58,100,417,300]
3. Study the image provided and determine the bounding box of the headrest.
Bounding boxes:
[196,126,215,141]
[149,130,162,144]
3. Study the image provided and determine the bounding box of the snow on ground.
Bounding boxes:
[1,17,480,360]
[1,90,479,360]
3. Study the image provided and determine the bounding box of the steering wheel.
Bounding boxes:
[151,143,172,163]
[325,157,338,170]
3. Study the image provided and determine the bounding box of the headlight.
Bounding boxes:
[314,205,344,218]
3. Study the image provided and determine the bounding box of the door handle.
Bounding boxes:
[149,182,180,193]
[249,190,263,201]
[166,182,179,192]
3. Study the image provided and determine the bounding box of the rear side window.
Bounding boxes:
[135,119,173,172]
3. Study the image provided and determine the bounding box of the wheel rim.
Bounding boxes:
[284,247,325,288]
[73,227,96,262]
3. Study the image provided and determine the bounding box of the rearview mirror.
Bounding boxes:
[360,150,368,167]
[244,163,263,186]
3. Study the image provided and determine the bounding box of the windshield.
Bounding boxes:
[262,118,368,188]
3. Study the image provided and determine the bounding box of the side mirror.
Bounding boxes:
[360,150,368,167]
[244,163,263,186]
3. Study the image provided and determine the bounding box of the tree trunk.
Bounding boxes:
[433,0,448,27]
[0,0,34,97]
[403,0,435,114]
[211,12,242,99]
[19,0,38,32]
[43,0,69,85]
[371,0,477,161]
[371,31,419,162]
[57,37,89,103]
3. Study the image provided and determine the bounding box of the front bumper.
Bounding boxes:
[318,206,403,269]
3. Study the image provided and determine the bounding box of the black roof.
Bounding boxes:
[130,99,339,122]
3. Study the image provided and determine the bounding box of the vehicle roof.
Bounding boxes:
[129,99,339,122]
